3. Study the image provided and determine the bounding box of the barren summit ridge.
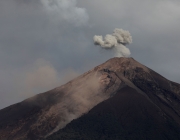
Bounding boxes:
[0,57,180,140]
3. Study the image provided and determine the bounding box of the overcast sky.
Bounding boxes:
[0,0,180,109]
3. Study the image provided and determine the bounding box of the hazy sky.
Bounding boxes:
[0,0,180,109]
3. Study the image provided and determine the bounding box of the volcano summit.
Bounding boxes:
[0,57,180,140]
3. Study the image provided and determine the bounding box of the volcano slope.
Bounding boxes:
[0,57,180,140]
[46,57,180,140]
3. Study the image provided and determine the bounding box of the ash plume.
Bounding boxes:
[40,0,89,26]
[93,28,132,57]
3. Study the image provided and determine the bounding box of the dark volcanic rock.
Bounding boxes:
[46,86,180,140]
[0,57,180,140]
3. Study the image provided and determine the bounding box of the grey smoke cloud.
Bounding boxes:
[40,0,89,26]
[94,28,132,57]
[23,59,60,95]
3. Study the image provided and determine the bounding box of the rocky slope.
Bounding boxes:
[0,57,180,140]
[46,86,180,140]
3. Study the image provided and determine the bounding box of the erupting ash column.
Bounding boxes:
[93,28,132,57]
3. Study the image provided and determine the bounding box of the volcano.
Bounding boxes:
[0,57,180,140]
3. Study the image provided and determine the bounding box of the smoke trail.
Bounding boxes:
[93,28,132,57]
[40,0,89,26]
